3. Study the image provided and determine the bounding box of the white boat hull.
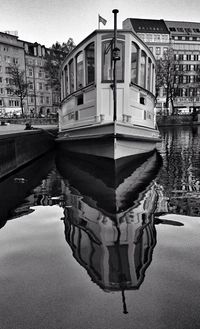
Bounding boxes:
[56,122,160,159]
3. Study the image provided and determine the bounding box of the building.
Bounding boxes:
[123,18,200,113]
[123,18,170,59]
[165,20,200,112]
[0,31,25,116]
[0,31,60,117]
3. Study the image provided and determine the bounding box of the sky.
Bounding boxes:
[1,0,200,47]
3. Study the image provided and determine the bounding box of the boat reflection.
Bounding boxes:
[56,151,165,313]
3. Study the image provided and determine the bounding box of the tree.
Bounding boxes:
[8,63,30,115]
[156,48,179,115]
[44,38,76,99]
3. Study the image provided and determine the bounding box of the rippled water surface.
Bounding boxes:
[0,126,200,329]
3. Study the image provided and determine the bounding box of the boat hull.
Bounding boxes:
[56,122,160,159]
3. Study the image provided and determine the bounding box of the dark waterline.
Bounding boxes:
[0,126,200,329]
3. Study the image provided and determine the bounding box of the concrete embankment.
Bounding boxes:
[0,125,57,180]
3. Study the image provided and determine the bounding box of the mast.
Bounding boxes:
[112,9,119,122]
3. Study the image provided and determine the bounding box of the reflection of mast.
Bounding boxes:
[115,224,128,314]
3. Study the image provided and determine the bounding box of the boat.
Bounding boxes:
[56,10,160,159]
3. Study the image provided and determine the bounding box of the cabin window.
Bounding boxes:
[69,59,74,93]
[140,51,146,89]
[102,40,124,82]
[85,42,95,84]
[147,58,151,91]
[152,64,155,94]
[76,52,84,89]
[131,42,138,84]
[102,41,112,81]
[140,95,146,105]
[77,93,83,105]
[64,65,68,96]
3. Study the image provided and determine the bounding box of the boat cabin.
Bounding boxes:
[60,29,156,132]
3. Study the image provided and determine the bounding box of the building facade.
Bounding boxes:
[0,31,25,116]
[123,18,200,113]
[0,31,60,117]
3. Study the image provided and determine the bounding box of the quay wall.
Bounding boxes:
[0,129,56,180]
[156,114,195,126]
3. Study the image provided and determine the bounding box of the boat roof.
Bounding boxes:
[62,29,155,64]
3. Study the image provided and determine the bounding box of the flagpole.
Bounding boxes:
[98,14,100,29]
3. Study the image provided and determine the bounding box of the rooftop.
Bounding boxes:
[127,18,169,34]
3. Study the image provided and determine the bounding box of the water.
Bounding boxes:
[0,126,200,329]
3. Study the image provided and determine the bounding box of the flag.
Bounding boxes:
[99,15,107,26]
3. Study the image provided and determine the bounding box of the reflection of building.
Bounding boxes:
[0,152,60,226]
[157,126,200,216]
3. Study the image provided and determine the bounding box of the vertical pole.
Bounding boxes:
[112,9,119,122]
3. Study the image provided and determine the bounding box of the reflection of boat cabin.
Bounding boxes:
[60,30,156,131]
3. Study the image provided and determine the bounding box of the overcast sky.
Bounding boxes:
[1,0,200,47]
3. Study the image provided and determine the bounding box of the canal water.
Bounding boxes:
[0,126,200,329]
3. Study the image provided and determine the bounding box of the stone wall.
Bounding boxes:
[156,114,195,126]
[0,129,56,180]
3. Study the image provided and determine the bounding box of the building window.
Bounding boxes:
[185,28,192,33]
[0,77,2,83]
[46,96,50,104]
[4,56,11,63]
[38,69,43,78]
[40,96,43,104]
[85,42,95,85]
[156,47,161,55]
[154,34,161,42]
[146,34,153,42]
[29,82,33,90]
[131,42,138,84]
[29,68,33,76]
[5,67,11,74]
[13,58,19,64]
[9,100,19,107]
[76,52,84,89]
